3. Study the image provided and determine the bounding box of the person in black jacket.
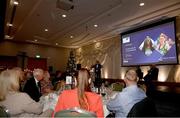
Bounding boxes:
[23,68,44,102]
[144,65,159,81]
[144,65,159,96]
[91,60,103,93]
[136,66,143,81]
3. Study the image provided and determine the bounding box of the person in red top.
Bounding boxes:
[53,68,104,118]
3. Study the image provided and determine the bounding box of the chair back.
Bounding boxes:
[54,107,96,117]
[0,106,10,117]
[127,97,157,117]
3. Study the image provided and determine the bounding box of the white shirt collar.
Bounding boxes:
[34,77,39,84]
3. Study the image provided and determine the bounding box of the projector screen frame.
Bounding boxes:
[120,17,178,67]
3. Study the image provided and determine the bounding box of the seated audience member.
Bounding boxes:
[52,70,62,86]
[54,80,66,94]
[24,69,33,80]
[12,67,24,80]
[0,69,52,117]
[23,68,44,102]
[107,68,146,117]
[12,67,25,92]
[53,68,104,118]
[40,71,53,95]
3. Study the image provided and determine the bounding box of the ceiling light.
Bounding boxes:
[139,2,145,6]
[34,39,38,42]
[55,43,59,45]
[5,35,13,39]
[5,35,10,38]
[7,23,13,27]
[94,24,98,27]
[70,35,74,38]
[13,1,19,5]
[62,14,67,18]
[45,29,48,31]
[35,55,41,58]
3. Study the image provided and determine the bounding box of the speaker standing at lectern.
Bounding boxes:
[91,60,103,92]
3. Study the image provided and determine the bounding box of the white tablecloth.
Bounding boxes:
[39,93,59,112]
[40,91,118,117]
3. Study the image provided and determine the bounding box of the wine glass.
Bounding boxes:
[101,92,106,97]
[101,87,106,97]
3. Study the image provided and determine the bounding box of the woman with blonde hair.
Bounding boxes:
[0,69,20,101]
[54,68,104,117]
[0,69,52,117]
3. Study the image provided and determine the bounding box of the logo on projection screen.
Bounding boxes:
[122,37,130,44]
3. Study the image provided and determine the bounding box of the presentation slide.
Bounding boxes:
[121,21,177,66]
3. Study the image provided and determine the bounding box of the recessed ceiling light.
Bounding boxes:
[139,2,145,6]
[5,35,13,39]
[5,35,10,38]
[7,23,13,27]
[34,39,38,42]
[35,55,40,58]
[55,43,59,45]
[13,1,19,5]
[62,14,67,18]
[70,35,74,38]
[94,24,98,27]
[45,29,48,31]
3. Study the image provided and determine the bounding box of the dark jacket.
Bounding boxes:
[23,77,42,102]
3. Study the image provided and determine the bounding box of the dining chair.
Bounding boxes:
[127,97,157,117]
[54,107,96,117]
[0,106,10,117]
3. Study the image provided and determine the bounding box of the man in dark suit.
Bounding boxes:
[144,65,159,96]
[144,65,159,81]
[91,60,103,93]
[136,66,143,80]
[23,68,44,102]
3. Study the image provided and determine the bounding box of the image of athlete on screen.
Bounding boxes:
[154,33,174,55]
[139,36,154,56]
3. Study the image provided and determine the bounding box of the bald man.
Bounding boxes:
[107,68,146,117]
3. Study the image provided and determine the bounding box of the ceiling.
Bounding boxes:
[4,0,180,48]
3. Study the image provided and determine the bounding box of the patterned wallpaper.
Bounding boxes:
[75,37,121,79]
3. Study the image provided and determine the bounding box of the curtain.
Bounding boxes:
[27,57,47,70]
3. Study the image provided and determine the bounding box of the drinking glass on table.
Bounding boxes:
[101,89,106,97]
[100,83,106,97]
[105,86,113,100]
